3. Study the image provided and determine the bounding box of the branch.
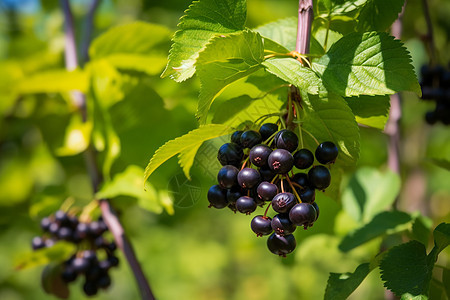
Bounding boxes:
[60,1,155,299]
[80,0,101,65]
[295,0,314,55]
[421,0,437,64]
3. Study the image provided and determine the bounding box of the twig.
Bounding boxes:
[81,0,101,64]
[295,0,314,55]
[60,1,155,299]
[421,0,437,64]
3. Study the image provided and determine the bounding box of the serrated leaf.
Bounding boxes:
[162,0,247,82]
[15,242,76,270]
[356,0,405,32]
[144,124,233,184]
[262,58,323,94]
[97,165,170,214]
[300,92,360,167]
[196,30,264,123]
[312,32,421,97]
[324,263,371,300]
[339,211,413,252]
[345,95,390,130]
[341,167,401,222]
[15,69,88,94]
[380,241,432,297]
[178,144,202,180]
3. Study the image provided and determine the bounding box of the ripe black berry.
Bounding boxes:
[312,202,319,222]
[259,165,275,182]
[217,143,243,167]
[293,149,314,169]
[236,196,257,215]
[237,168,261,189]
[289,203,317,228]
[57,227,73,241]
[217,165,239,188]
[271,214,296,236]
[268,149,294,174]
[299,187,315,203]
[292,173,309,188]
[226,186,242,205]
[231,131,243,145]
[308,165,331,190]
[257,181,278,201]
[55,210,69,225]
[259,123,278,140]
[97,274,112,289]
[274,129,298,152]
[249,144,272,167]
[250,215,273,236]
[271,192,296,214]
[267,233,296,256]
[240,130,262,149]
[83,281,98,296]
[207,185,228,209]
[315,141,338,164]
[40,217,51,232]
[61,267,77,283]
[32,236,46,250]
[72,257,90,273]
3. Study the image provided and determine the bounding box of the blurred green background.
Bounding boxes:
[0,0,449,299]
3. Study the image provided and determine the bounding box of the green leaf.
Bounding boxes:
[262,58,323,94]
[96,165,170,214]
[339,211,413,252]
[178,144,203,181]
[380,240,432,297]
[196,30,264,123]
[41,263,70,299]
[341,167,401,222]
[144,124,233,184]
[356,0,405,32]
[15,242,76,270]
[324,263,371,300]
[442,268,450,298]
[55,114,93,156]
[400,294,428,300]
[312,32,421,97]
[411,216,433,246]
[432,223,450,256]
[429,158,450,171]
[162,0,247,82]
[300,92,360,167]
[89,22,172,76]
[345,95,390,130]
[15,69,88,94]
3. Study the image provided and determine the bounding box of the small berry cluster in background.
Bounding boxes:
[32,211,118,296]
[420,65,450,125]
[207,123,338,256]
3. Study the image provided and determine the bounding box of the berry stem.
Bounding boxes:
[263,201,272,218]
[270,174,279,184]
[293,96,304,149]
[280,178,285,193]
[241,157,250,170]
[60,1,155,299]
[300,127,320,146]
[285,175,302,203]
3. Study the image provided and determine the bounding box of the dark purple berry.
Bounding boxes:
[425,111,438,125]
[259,123,278,140]
[226,186,242,204]
[231,131,243,145]
[293,149,314,169]
[271,214,296,236]
[289,203,317,228]
[257,181,278,201]
[312,202,319,222]
[271,192,296,213]
[274,129,298,152]
[108,255,119,267]
[32,236,45,250]
[89,221,107,237]
[76,222,89,239]
[99,260,112,271]
[40,217,51,232]
[299,187,315,203]
[54,210,69,225]
[207,185,228,209]
[48,222,60,235]
[45,239,56,248]
[308,165,331,190]
[83,281,98,296]
[57,227,73,241]
[97,274,111,289]
[251,215,273,236]
[268,149,294,174]
[217,143,243,167]
[240,130,262,149]
[237,168,261,189]
[82,250,98,263]
[315,142,338,164]
[217,165,239,188]
[267,233,296,256]
[249,144,272,167]
[259,165,275,181]
[236,196,257,215]
[107,242,117,252]
[292,173,309,188]
[61,267,77,283]
[72,257,90,273]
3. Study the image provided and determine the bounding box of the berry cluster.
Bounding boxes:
[208,123,338,256]
[32,211,118,296]
[420,65,450,125]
